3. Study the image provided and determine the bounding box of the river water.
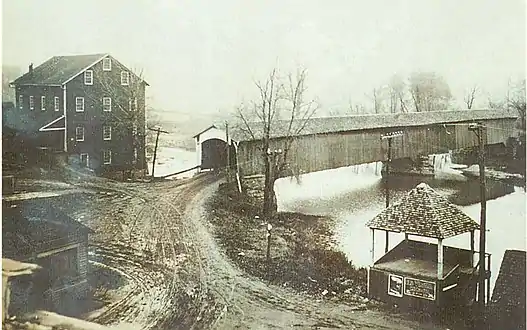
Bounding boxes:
[275,154,526,294]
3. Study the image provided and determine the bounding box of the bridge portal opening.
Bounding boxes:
[200,138,236,171]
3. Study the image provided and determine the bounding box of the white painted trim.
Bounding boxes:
[80,153,89,167]
[39,115,65,132]
[103,150,112,164]
[63,86,68,152]
[84,70,94,85]
[442,283,458,292]
[75,97,85,112]
[121,71,130,86]
[61,54,108,85]
[41,96,46,111]
[37,243,80,258]
[103,125,112,141]
[54,96,60,111]
[103,97,112,112]
[29,95,34,110]
[75,126,85,142]
[102,57,112,71]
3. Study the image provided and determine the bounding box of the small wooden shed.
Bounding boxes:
[366,183,490,313]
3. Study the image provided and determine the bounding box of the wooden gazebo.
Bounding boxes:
[366,183,490,312]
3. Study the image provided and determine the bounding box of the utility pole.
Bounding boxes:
[226,121,230,183]
[469,122,487,317]
[148,126,169,181]
[381,131,403,253]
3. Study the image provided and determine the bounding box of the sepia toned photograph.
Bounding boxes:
[1,1,526,329]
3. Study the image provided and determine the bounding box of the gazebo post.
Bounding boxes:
[384,230,389,253]
[470,230,475,266]
[437,238,444,279]
[371,229,375,265]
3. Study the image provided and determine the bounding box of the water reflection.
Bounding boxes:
[275,162,526,294]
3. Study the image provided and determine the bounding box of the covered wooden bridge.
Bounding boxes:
[229,109,518,178]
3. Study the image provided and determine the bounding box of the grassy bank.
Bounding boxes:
[206,182,368,304]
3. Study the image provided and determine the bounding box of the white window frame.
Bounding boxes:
[75,126,85,142]
[121,71,129,86]
[102,58,112,71]
[29,96,34,110]
[41,96,46,111]
[54,96,60,111]
[80,153,89,167]
[84,70,93,85]
[103,150,112,165]
[19,95,23,109]
[75,97,85,112]
[103,125,112,141]
[133,148,138,164]
[103,97,112,112]
[132,123,138,136]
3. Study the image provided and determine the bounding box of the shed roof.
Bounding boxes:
[490,249,526,318]
[2,198,94,258]
[365,183,479,239]
[230,109,517,142]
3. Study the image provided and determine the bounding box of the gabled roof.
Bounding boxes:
[11,53,149,87]
[192,124,219,138]
[365,183,479,239]
[230,109,517,142]
[2,198,94,258]
[11,53,108,86]
[490,249,526,328]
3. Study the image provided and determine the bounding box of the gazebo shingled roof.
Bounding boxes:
[366,183,480,239]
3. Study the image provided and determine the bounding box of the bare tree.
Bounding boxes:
[369,88,383,114]
[408,72,452,112]
[464,85,479,109]
[235,68,319,215]
[387,74,409,113]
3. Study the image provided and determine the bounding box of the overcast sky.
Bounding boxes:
[3,0,526,115]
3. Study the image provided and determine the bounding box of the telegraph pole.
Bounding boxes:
[226,121,230,183]
[381,131,403,253]
[469,122,487,316]
[148,126,169,181]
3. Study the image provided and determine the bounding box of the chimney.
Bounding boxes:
[28,63,33,74]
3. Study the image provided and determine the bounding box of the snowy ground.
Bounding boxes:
[146,147,198,179]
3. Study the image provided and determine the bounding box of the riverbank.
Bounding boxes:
[206,182,370,305]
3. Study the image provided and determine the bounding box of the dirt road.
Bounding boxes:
[68,173,446,330]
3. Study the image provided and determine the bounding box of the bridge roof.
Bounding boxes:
[232,109,516,142]
[366,183,479,239]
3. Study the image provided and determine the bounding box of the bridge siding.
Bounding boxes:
[238,118,516,177]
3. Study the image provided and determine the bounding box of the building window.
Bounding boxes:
[102,58,112,71]
[103,125,112,141]
[75,126,85,142]
[41,96,46,111]
[133,148,138,164]
[80,153,89,167]
[75,97,84,112]
[19,95,23,109]
[121,71,129,86]
[103,97,112,112]
[132,123,138,136]
[54,96,60,111]
[103,150,112,164]
[84,70,93,85]
[129,97,138,111]
[29,96,34,110]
